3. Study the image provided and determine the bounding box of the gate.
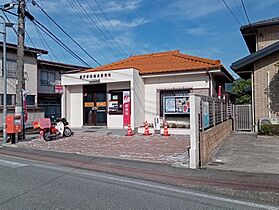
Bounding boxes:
[234,104,252,131]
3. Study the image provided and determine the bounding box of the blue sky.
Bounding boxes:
[1,0,279,77]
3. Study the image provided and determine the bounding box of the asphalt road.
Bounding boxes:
[0,155,277,210]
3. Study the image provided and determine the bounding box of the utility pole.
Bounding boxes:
[15,0,26,140]
[1,16,7,144]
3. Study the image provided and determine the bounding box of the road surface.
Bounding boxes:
[0,155,277,210]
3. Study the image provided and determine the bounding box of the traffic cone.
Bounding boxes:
[143,121,151,136]
[126,124,134,136]
[162,122,170,136]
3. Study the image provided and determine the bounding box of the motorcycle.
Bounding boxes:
[40,118,73,141]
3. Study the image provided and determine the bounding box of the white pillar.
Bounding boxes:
[61,85,66,118]
[189,94,201,169]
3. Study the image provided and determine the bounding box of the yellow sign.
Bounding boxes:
[84,102,94,107]
[96,102,107,107]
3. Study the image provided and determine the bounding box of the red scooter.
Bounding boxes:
[34,118,73,141]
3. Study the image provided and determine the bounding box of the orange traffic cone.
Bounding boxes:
[126,124,134,136]
[162,122,170,136]
[143,121,151,136]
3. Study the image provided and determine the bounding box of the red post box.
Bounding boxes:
[6,115,22,134]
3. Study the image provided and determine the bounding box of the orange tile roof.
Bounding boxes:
[82,50,222,74]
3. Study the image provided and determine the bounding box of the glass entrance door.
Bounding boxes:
[83,85,107,126]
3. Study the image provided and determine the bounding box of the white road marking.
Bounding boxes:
[32,163,278,210]
[0,159,28,168]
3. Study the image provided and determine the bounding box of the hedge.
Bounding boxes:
[259,124,279,136]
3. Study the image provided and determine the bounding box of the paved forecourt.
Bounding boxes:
[14,132,190,164]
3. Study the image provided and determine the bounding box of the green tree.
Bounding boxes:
[232,79,252,104]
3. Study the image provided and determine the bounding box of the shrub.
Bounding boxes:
[259,124,279,136]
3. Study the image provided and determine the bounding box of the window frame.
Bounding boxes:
[40,70,56,86]
[3,59,17,78]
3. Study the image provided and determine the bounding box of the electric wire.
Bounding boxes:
[32,19,91,67]
[233,0,246,24]
[85,0,133,57]
[2,9,87,86]
[93,0,134,55]
[32,0,102,66]
[68,0,121,57]
[67,0,124,59]
[2,5,92,67]
[33,22,55,61]
[72,0,129,58]
[222,0,242,26]
[240,0,252,28]
[65,0,119,60]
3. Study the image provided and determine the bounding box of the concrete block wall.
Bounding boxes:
[200,119,232,166]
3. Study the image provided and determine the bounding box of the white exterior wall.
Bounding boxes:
[61,69,136,129]
[61,85,83,128]
[132,70,145,128]
[144,74,209,123]
[107,82,129,129]
[61,69,212,130]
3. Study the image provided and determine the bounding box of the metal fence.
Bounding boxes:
[199,95,233,131]
[234,104,252,131]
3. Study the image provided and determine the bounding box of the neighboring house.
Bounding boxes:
[231,17,279,131]
[61,50,234,130]
[0,42,48,126]
[37,59,87,119]
[0,42,88,127]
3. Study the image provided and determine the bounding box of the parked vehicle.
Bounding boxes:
[34,118,73,141]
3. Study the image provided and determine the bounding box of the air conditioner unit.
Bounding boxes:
[270,117,279,125]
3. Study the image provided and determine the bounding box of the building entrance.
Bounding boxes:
[83,84,107,126]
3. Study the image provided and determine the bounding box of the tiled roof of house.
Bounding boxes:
[241,17,279,30]
[82,50,222,75]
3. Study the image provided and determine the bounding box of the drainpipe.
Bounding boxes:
[251,71,255,131]
[267,71,271,118]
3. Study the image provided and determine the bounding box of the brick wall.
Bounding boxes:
[200,119,232,166]
[254,52,279,123]
[257,25,279,51]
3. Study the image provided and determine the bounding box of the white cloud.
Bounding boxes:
[185,27,207,36]
[167,0,225,19]
[100,18,148,30]
[102,0,142,12]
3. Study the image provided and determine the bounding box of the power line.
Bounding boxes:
[222,0,242,26]
[33,22,55,61]
[232,0,246,24]
[31,0,102,66]
[2,9,82,84]
[66,0,119,59]
[72,0,129,58]
[86,0,134,56]
[67,0,125,59]
[2,5,92,67]
[32,18,91,67]
[93,0,134,56]
[240,0,252,27]
[68,0,121,56]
